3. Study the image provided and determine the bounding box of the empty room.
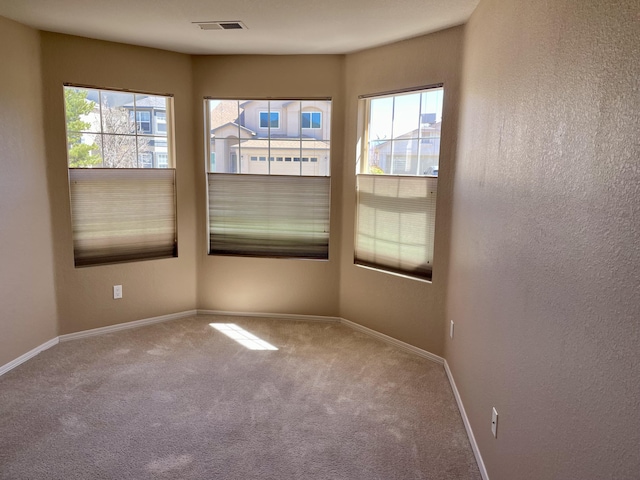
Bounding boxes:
[0,0,638,479]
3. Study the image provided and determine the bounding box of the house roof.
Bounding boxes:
[210,122,256,137]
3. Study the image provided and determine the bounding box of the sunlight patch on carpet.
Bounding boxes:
[210,323,278,350]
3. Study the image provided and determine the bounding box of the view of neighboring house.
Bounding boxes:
[122,95,169,168]
[208,99,331,176]
[368,115,441,176]
[70,88,170,169]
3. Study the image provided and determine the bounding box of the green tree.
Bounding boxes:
[64,89,101,167]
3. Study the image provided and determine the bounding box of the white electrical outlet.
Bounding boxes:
[113,285,123,299]
[491,407,498,438]
[450,320,455,339]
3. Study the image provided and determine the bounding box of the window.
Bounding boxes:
[63,85,176,267]
[138,152,153,168]
[354,86,443,281]
[259,111,279,129]
[205,99,332,259]
[158,153,169,169]
[156,111,167,133]
[302,111,322,129]
[135,111,151,133]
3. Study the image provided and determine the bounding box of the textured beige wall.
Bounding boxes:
[193,55,344,316]
[446,0,640,478]
[0,17,58,366]
[40,33,197,335]
[340,27,463,355]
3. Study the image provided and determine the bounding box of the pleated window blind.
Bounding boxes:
[355,175,436,280]
[208,174,330,259]
[69,168,177,267]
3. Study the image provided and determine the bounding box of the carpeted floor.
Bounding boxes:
[0,315,481,479]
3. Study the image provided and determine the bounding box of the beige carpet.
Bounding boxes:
[0,315,481,479]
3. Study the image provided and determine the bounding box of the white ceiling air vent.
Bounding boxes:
[194,21,248,31]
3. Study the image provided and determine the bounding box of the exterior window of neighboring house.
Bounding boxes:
[259,111,279,129]
[63,85,176,267]
[135,111,152,133]
[139,152,153,168]
[156,111,167,133]
[355,85,443,281]
[302,111,321,129]
[158,153,169,169]
[205,98,332,259]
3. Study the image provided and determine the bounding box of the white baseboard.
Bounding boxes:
[197,309,342,324]
[444,360,489,480]
[59,310,198,342]
[0,337,59,377]
[339,317,445,365]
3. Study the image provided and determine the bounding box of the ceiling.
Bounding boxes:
[0,0,479,55]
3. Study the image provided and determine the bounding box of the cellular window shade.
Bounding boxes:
[355,175,437,280]
[69,168,177,267]
[208,173,330,259]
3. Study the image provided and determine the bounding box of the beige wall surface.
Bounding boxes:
[0,17,59,366]
[40,33,197,335]
[193,55,344,316]
[340,27,463,356]
[446,0,640,478]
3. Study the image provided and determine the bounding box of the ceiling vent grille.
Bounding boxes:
[194,21,247,31]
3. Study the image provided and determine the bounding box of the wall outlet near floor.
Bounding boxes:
[450,320,454,339]
[491,407,498,438]
[113,285,123,299]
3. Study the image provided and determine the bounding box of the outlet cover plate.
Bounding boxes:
[113,285,122,299]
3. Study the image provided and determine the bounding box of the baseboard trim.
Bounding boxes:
[339,317,445,365]
[444,360,489,480]
[197,309,342,323]
[59,310,198,342]
[0,337,59,377]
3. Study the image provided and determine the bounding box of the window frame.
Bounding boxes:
[259,110,280,129]
[63,83,177,268]
[302,111,322,129]
[354,84,444,282]
[204,97,332,260]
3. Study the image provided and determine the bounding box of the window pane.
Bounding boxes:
[64,87,102,167]
[421,89,444,124]
[368,96,393,142]
[390,139,419,175]
[101,134,137,168]
[392,93,421,139]
[137,137,156,167]
[64,87,100,133]
[101,91,135,135]
[301,140,330,176]
[268,139,302,175]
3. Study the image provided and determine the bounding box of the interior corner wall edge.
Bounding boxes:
[339,26,465,357]
[445,0,640,478]
[0,16,58,367]
[39,32,198,335]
